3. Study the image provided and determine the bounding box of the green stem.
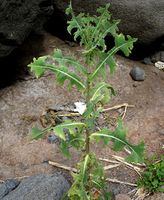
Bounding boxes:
[85,73,91,154]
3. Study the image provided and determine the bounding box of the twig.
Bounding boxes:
[102,103,135,112]
[124,147,132,154]
[58,113,80,117]
[112,155,145,167]
[104,163,121,170]
[132,188,150,200]
[128,188,137,195]
[120,104,128,119]
[48,161,77,173]
[99,157,120,164]
[49,160,120,172]
[106,178,137,187]
[112,155,143,176]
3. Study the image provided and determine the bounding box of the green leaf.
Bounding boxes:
[126,142,145,163]
[31,127,45,140]
[66,3,88,45]
[60,140,70,158]
[82,154,89,182]
[53,121,86,140]
[90,120,145,163]
[65,1,72,15]
[28,55,86,91]
[28,56,47,78]
[115,34,137,56]
[52,49,87,75]
[90,35,137,80]
[90,82,115,104]
[105,54,116,74]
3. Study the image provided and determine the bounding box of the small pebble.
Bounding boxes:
[130,66,145,81]
[132,83,138,87]
[47,134,59,144]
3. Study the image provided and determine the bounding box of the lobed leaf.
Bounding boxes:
[53,121,86,141]
[90,35,137,80]
[66,2,120,67]
[90,82,115,104]
[90,120,144,163]
[28,55,86,91]
[52,49,87,75]
[28,56,47,78]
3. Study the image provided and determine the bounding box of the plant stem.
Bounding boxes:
[85,73,91,154]
[85,129,90,154]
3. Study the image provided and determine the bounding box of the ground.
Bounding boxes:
[0,32,163,198]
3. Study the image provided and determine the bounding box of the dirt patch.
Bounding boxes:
[0,32,163,197]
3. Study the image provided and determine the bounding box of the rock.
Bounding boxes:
[0,0,54,57]
[47,134,60,144]
[155,61,164,70]
[0,179,20,199]
[151,51,164,63]
[142,57,153,65]
[2,173,70,200]
[115,194,131,200]
[53,0,164,58]
[130,67,145,81]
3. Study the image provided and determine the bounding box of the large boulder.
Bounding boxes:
[1,173,70,200]
[0,0,53,57]
[53,0,164,58]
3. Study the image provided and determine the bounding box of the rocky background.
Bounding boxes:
[0,1,164,200]
[0,0,164,88]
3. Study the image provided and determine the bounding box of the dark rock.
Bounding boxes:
[0,179,20,199]
[150,51,164,63]
[53,0,164,59]
[130,67,145,81]
[142,57,153,65]
[47,134,59,144]
[2,173,70,200]
[0,0,54,57]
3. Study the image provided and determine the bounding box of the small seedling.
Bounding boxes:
[138,155,164,194]
[28,3,144,199]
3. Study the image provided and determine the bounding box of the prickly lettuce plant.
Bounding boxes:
[28,3,144,199]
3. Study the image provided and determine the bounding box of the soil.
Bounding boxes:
[0,31,164,199]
